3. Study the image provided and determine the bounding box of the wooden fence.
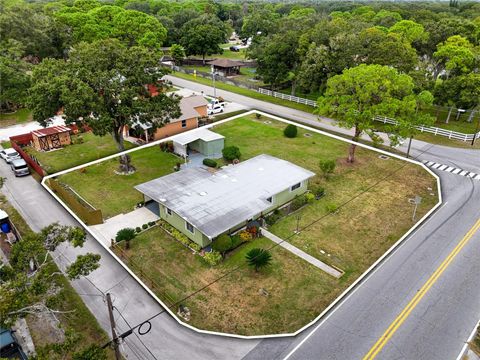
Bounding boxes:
[112,243,177,306]
[257,88,318,107]
[47,178,103,225]
[374,115,480,142]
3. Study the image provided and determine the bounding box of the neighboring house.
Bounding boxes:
[31,125,72,151]
[207,59,244,77]
[125,95,208,142]
[135,154,315,248]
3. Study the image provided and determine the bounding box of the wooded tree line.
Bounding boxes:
[1,0,478,153]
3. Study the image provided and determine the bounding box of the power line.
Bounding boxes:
[106,142,436,347]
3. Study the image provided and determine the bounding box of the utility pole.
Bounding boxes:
[106,293,122,360]
[471,112,480,146]
[211,65,216,99]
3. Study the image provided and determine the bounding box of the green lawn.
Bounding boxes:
[172,71,314,113]
[58,146,180,218]
[213,116,438,280]
[0,108,32,127]
[114,226,338,335]
[99,115,437,335]
[27,132,135,174]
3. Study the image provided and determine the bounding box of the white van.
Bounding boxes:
[10,159,30,177]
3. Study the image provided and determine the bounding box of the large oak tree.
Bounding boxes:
[317,64,424,163]
[29,39,180,172]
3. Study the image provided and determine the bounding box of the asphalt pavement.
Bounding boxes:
[1,76,479,360]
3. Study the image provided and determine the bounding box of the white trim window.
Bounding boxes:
[290,182,301,191]
[185,221,194,234]
[165,206,172,216]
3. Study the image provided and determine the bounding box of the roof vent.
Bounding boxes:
[222,175,228,179]
[258,167,264,171]
[199,191,207,196]
[231,178,238,182]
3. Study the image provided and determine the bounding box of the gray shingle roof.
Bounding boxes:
[135,154,315,239]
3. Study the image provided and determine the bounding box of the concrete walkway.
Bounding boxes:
[260,227,343,278]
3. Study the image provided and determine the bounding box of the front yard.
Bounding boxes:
[212,116,438,282]
[113,226,338,335]
[58,146,179,218]
[28,132,135,174]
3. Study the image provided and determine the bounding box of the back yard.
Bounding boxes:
[57,145,180,218]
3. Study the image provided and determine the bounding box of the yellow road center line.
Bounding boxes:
[363,218,480,360]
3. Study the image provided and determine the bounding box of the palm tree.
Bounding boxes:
[245,248,272,272]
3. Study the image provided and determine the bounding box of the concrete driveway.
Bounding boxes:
[89,206,160,247]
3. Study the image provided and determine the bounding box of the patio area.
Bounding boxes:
[89,206,159,247]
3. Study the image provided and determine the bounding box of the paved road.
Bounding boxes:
[1,76,479,360]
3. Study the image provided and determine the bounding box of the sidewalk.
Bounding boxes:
[260,227,343,278]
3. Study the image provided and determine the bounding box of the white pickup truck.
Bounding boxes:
[207,98,227,115]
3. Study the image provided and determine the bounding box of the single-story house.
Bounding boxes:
[31,125,72,151]
[135,154,315,248]
[207,59,244,77]
[125,95,208,142]
[170,128,224,158]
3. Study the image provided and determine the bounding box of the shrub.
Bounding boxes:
[203,158,217,168]
[142,223,148,230]
[284,124,298,138]
[312,186,325,199]
[319,160,336,178]
[239,230,252,242]
[255,113,262,119]
[188,241,201,252]
[325,202,339,214]
[230,234,242,248]
[115,228,136,249]
[245,248,272,272]
[222,146,241,161]
[135,227,141,233]
[148,221,156,227]
[265,213,282,226]
[305,192,315,203]
[247,225,259,238]
[115,228,136,243]
[291,194,308,211]
[203,250,222,266]
[212,234,232,255]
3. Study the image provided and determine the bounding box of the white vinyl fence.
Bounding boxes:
[374,115,480,142]
[258,88,317,107]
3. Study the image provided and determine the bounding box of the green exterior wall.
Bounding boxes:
[156,179,309,248]
[189,138,224,157]
[159,204,212,247]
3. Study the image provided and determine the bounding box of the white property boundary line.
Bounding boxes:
[41,109,443,340]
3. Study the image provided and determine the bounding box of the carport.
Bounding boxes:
[171,128,224,158]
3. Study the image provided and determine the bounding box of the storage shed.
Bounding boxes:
[207,59,244,77]
[170,128,224,158]
[31,125,72,151]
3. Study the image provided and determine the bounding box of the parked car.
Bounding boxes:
[210,97,227,107]
[10,159,30,177]
[0,328,28,359]
[207,103,224,115]
[229,45,240,52]
[0,148,21,164]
